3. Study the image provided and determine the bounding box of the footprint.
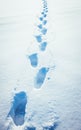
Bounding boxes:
[34,67,49,89]
[41,12,44,15]
[43,14,47,18]
[43,122,59,130]
[28,53,38,67]
[39,42,47,51]
[43,6,47,9]
[24,126,36,130]
[39,17,43,21]
[8,91,27,126]
[45,10,48,13]
[43,20,47,25]
[38,24,43,29]
[35,35,42,43]
[41,28,47,35]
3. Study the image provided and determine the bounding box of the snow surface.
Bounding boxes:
[0,0,81,130]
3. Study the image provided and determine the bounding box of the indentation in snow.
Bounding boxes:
[8,91,27,126]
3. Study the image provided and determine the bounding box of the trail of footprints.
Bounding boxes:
[28,0,51,89]
[6,0,59,129]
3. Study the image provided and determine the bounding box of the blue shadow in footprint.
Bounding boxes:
[8,91,27,126]
[34,67,49,89]
[24,126,36,130]
[35,35,42,43]
[43,20,47,25]
[43,14,47,18]
[41,28,47,35]
[43,122,59,130]
[39,17,43,21]
[41,12,44,15]
[38,24,43,29]
[39,42,47,51]
[28,53,38,67]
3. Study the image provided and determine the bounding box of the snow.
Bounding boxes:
[0,0,81,130]
[8,91,27,126]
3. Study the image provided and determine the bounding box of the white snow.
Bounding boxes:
[0,0,81,130]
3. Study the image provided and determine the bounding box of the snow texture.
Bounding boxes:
[0,0,81,130]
